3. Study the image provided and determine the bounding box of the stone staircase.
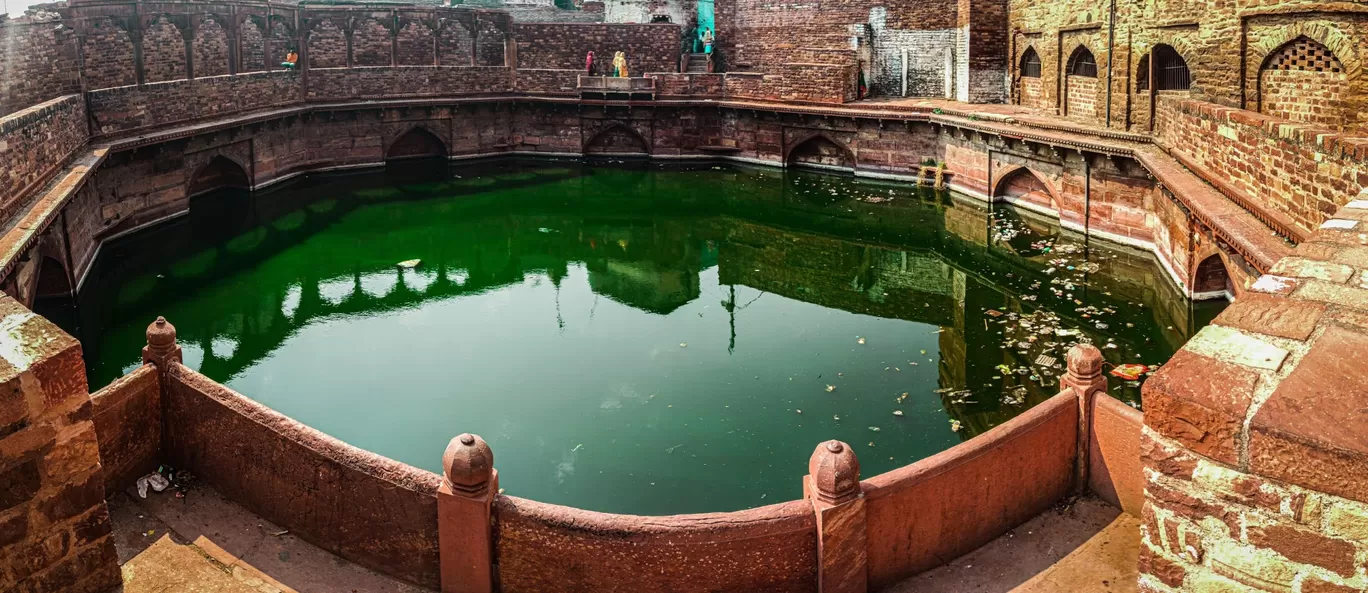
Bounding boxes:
[684,53,710,73]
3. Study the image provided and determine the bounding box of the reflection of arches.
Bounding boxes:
[585,124,650,155]
[992,167,1060,213]
[785,133,854,171]
[1137,44,1191,91]
[386,127,448,160]
[1258,36,1351,128]
[33,256,73,300]
[189,156,251,198]
[1020,47,1042,78]
[1193,253,1231,296]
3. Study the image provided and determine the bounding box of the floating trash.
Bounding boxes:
[950,420,963,432]
[857,337,866,345]
[397,259,421,269]
[893,410,904,417]
[825,385,836,393]
[1110,364,1148,380]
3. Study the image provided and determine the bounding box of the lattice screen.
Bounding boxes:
[1266,36,1343,73]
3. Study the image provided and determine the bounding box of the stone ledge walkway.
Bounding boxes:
[109,481,1135,593]
[888,497,1140,593]
[108,486,424,593]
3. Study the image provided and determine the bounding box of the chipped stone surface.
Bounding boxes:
[1213,294,1324,342]
[1182,325,1289,372]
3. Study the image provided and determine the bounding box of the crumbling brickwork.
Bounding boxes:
[142,15,188,83]
[0,14,80,119]
[240,19,266,72]
[308,19,347,68]
[439,19,475,65]
[0,297,121,593]
[352,17,393,67]
[81,18,137,90]
[396,20,436,65]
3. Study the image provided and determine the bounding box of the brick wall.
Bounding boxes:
[396,20,436,65]
[0,96,89,224]
[512,23,681,74]
[475,13,509,66]
[1065,74,1099,121]
[240,19,267,72]
[1154,95,1368,239]
[81,18,138,90]
[439,20,475,65]
[352,17,394,67]
[90,365,160,492]
[308,19,347,68]
[0,296,121,593]
[87,71,302,136]
[304,66,513,102]
[142,15,188,83]
[192,15,232,77]
[0,14,80,119]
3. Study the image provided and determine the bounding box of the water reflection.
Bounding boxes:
[65,160,1223,514]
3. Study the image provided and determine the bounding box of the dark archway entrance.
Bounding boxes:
[387,127,449,161]
[786,135,854,172]
[188,156,251,198]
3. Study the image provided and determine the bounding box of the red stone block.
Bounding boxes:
[1303,577,1366,593]
[1214,293,1324,341]
[1247,524,1357,577]
[1143,350,1260,465]
[1250,327,1368,502]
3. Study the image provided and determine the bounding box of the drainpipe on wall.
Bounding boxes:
[1104,0,1116,127]
[1082,151,1092,239]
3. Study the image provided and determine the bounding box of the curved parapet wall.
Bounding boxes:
[162,363,444,588]
[861,392,1078,589]
[495,497,818,593]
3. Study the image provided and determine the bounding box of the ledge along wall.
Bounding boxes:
[77,315,1143,592]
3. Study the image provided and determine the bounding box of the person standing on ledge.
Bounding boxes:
[701,28,714,55]
[586,50,596,76]
[281,49,298,70]
[613,51,628,77]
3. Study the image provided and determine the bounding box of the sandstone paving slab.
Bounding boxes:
[108,486,430,593]
[883,497,1138,593]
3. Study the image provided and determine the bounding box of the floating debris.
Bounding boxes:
[825,385,836,393]
[857,337,867,345]
[396,259,421,269]
[868,426,881,432]
[950,420,963,432]
[1110,364,1148,380]
[893,410,904,417]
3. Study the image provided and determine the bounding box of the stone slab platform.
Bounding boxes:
[108,485,426,593]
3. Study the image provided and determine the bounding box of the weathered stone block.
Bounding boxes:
[1143,350,1260,465]
[0,459,42,512]
[1247,524,1357,577]
[1212,294,1324,341]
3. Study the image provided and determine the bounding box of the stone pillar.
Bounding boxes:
[438,433,497,593]
[0,296,121,593]
[142,316,182,372]
[1062,343,1106,493]
[805,440,868,593]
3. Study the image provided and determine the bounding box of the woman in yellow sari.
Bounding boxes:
[612,52,628,77]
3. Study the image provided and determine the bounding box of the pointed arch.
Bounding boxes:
[992,166,1061,213]
[1066,45,1097,77]
[386,126,449,160]
[1020,47,1042,78]
[33,256,73,301]
[584,124,650,155]
[1193,253,1231,297]
[784,132,855,171]
[189,155,251,197]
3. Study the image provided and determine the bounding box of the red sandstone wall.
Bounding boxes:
[162,364,443,589]
[87,72,302,137]
[304,66,514,102]
[861,393,1077,589]
[0,95,89,223]
[1155,95,1368,239]
[495,497,818,593]
[512,23,682,75]
[0,15,81,119]
[1088,395,1143,516]
[90,365,160,493]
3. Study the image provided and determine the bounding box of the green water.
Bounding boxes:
[64,160,1224,515]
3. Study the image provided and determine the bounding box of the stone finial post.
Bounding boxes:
[142,316,183,370]
[805,440,868,593]
[1062,343,1107,493]
[438,433,497,593]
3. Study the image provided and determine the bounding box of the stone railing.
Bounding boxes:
[83,315,1144,593]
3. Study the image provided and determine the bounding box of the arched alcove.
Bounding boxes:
[1193,254,1231,297]
[387,127,449,161]
[1259,35,1351,128]
[785,134,854,171]
[993,167,1059,215]
[33,256,73,301]
[584,125,650,155]
[1064,45,1100,120]
[188,156,251,198]
[1138,45,1192,91]
[1020,47,1042,78]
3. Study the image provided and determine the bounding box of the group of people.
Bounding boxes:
[583,27,714,77]
[585,50,631,77]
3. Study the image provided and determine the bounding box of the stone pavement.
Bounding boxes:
[887,496,1139,593]
[108,486,426,593]
[110,479,1135,593]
